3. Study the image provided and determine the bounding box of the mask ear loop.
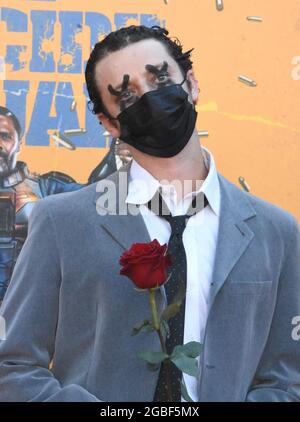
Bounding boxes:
[178,74,198,112]
[179,76,187,86]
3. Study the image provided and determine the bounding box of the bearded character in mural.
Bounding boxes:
[0,105,132,301]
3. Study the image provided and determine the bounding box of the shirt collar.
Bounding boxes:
[125,146,220,217]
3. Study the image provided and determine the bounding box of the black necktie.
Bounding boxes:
[146,189,209,402]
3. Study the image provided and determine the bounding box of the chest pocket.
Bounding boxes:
[226,280,273,296]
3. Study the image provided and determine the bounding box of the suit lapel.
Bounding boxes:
[92,162,151,250]
[208,173,257,308]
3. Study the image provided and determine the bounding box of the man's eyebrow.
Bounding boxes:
[108,62,170,92]
[0,130,13,138]
[145,61,169,76]
[107,74,130,96]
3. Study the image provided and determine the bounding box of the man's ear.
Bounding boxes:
[186,69,200,104]
[97,113,121,138]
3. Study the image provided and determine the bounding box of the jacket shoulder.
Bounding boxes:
[31,182,98,218]
[218,173,299,234]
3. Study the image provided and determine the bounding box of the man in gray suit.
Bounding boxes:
[0,25,299,402]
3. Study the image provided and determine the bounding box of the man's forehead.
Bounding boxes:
[0,115,15,130]
[95,39,177,86]
[105,38,172,63]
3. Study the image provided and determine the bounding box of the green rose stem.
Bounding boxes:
[149,288,173,402]
[148,288,160,331]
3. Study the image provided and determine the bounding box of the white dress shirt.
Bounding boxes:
[125,146,221,401]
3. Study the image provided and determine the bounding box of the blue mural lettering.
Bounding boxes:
[58,12,83,74]
[1,8,27,71]
[30,11,56,73]
[2,7,164,148]
[3,80,29,136]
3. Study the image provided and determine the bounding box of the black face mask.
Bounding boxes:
[112,80,197,158]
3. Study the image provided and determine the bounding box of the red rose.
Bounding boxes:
[119,239,172,289]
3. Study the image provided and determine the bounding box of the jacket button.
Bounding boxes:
[205,364,215,369]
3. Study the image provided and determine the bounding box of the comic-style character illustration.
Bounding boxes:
[0,106,127,301]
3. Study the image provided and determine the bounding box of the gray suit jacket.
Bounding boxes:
[0,164,299,402]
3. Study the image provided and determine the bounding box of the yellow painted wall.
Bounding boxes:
[1,0,299,221]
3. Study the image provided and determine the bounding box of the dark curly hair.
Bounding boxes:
[0,106,22,139]
[85,25,193,117]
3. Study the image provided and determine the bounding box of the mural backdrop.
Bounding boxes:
[1,0,299,220]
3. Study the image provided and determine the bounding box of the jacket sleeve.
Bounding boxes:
[0,199,100,402]
[246,215,300,402]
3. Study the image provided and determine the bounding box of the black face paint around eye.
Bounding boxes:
[106,62,172,116]
[145,61,169,77]
[107,74,130,97]
[145,61,173,88]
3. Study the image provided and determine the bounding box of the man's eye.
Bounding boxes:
[0,132,12,141]
[119,90,139,111]
[157,74,169,84]
[119,90,133,101]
